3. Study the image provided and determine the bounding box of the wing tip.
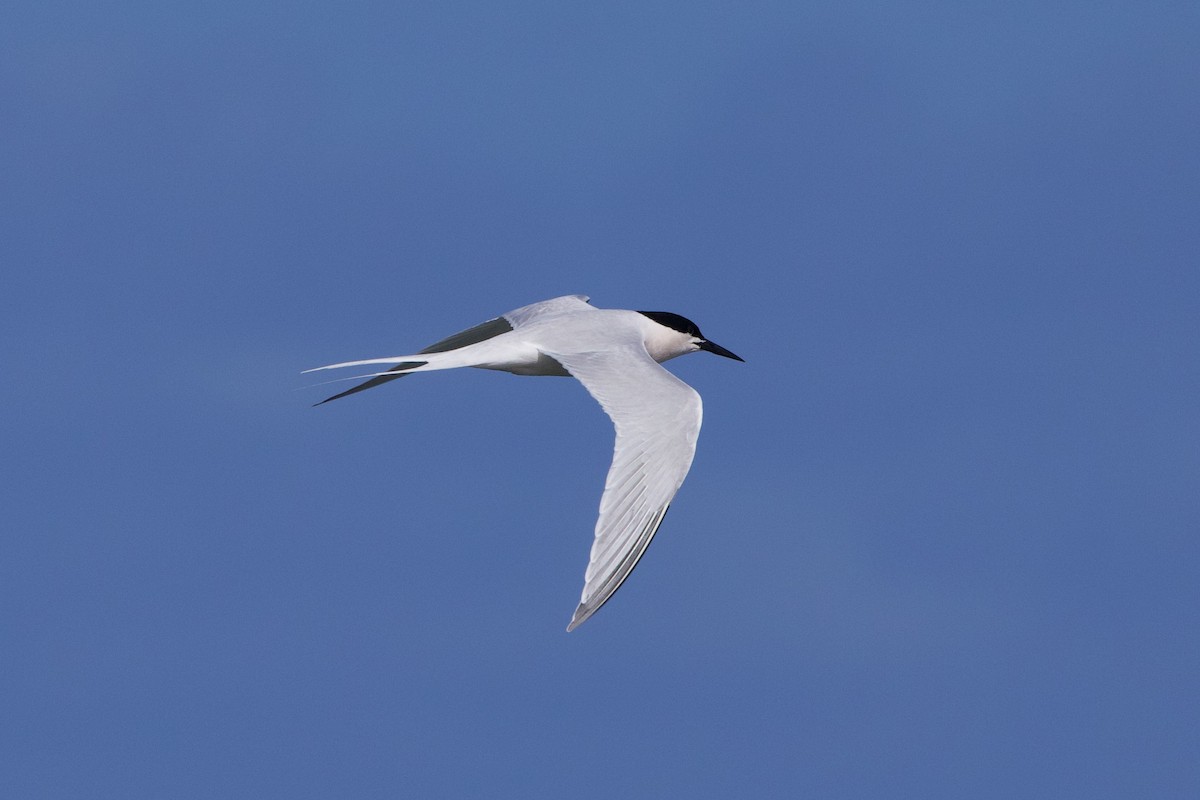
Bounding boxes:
[565,503,674,632]
[566,605,591,632]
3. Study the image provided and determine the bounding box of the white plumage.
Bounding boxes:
[305,295,742,630]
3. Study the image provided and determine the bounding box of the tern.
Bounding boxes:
[305,295,743,630]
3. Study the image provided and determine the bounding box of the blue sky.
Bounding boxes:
[3,2,1198,797]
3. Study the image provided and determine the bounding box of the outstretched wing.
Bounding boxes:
[546,345,703,631]
[501,294,593,328]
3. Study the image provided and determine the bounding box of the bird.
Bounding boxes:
[305,295,743,630]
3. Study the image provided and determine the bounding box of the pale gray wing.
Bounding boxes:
[501,295,593,328]
[546,346,703,631]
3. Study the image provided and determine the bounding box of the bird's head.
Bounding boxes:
[637,311,745,364]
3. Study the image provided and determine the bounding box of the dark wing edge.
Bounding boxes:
[566,504,671,631]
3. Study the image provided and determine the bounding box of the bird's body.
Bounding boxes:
[306,295,742,630]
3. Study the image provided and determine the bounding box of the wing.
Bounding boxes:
[546,345,703,631]
[501,295,593,328]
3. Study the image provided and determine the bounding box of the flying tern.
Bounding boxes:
[305,295,743,630]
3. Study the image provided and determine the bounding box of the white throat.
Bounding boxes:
[641,320,697,363]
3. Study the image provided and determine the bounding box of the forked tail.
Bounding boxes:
[309,361,428,405]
